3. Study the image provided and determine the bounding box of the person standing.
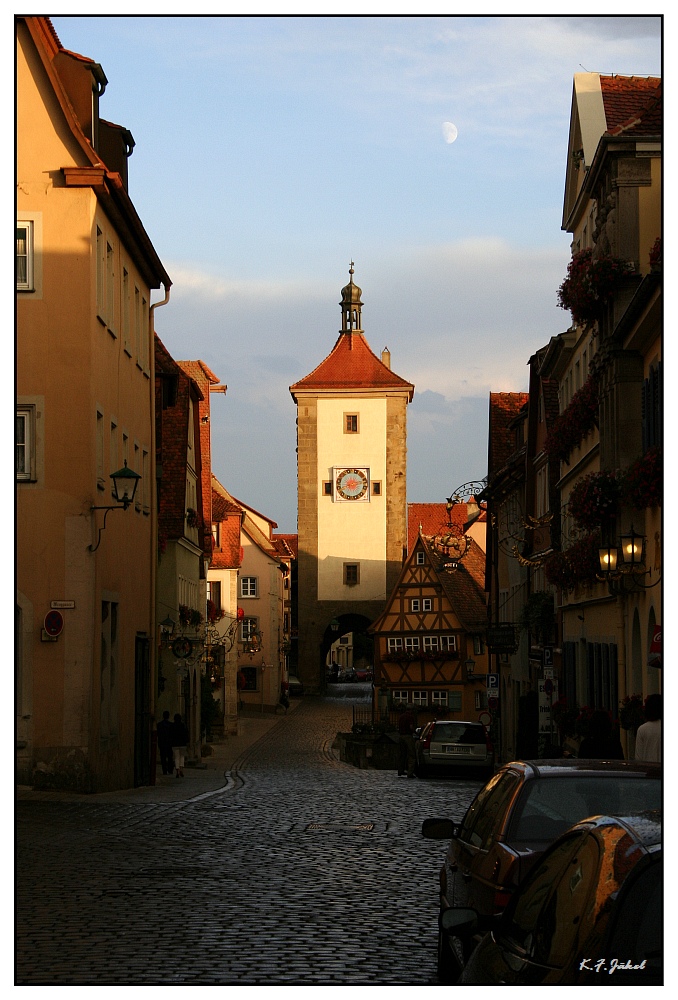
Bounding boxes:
[578,710,624,759]
[398,706,416,778]
[171,713,189,778]
[635,693,661,763]
[156,710,174,775]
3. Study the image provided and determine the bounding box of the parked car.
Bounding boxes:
[443,811,661,985]
[415,720,494,778]
[422,758,661,982]
[353,667,373,682]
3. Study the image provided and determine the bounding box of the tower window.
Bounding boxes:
[344,413,359,433]
[371,481,381,496]
[323,481,332,496]
[343,563,360,586]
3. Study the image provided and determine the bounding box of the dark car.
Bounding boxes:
[415,720,494,778]
[444,811,662,985]
[422,758,661,982]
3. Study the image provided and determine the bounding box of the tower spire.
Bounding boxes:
[340,262,363,334]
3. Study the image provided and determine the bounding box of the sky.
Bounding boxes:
[49,13,662,534]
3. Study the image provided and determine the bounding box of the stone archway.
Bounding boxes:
[320,613,374,686]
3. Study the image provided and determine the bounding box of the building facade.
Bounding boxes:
[16,16,171,790]
[370,532,489,727]
[290,266,414,691]
[555,73,662,754]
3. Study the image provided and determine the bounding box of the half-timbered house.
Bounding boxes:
[370,532,489,726]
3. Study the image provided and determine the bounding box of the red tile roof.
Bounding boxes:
[274,534,298,559]
[290,332,414,397]
[407,502,484,554]
[600,75,661,135]
[488,392,528,475]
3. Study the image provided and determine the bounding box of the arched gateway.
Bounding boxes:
[290,266,414,691]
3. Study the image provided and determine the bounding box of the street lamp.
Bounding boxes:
[88,461,141,551]
[464,658,476,679]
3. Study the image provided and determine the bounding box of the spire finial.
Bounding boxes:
[349,260,354,281]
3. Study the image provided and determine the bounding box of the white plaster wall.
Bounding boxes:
[317,397,387,601]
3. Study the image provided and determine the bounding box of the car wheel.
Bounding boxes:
[436,925,462,984]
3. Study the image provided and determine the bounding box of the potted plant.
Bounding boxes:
[544,374,599,462]
[557,248,634,327]
[567,470,621,531]
[621,447,661,510]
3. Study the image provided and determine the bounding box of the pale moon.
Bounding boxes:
[442,121,458,144]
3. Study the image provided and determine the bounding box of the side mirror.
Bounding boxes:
[440,907,479,936]
[422,817,458,840]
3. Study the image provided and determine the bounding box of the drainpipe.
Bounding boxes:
[149,284,171,776]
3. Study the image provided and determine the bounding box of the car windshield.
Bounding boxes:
[432,723,485,744]
[508,776,661,843]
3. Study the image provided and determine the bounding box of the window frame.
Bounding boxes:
[16,405,36,481]
[344,412,359,434]
[410,598,420,612]
[16,221,34,291]
[416,551,425,565]
[422,597,433,612]
[387,637,403,653]
[343,562,360,586]
[240,616,259,642]
[240,577,258,598]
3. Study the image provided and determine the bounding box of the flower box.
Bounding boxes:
[557,248,634,327]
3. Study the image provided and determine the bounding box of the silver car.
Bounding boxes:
[416,720,494,778]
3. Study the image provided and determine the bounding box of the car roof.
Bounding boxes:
[568,811,662,849]
[502,759,661,779]
[430,720,484,727]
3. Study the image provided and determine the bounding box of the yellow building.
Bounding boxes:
[554,72,662,748]
[290,266,414,690]
[16,17,171,790]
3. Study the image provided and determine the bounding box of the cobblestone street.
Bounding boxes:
[17,695,481,986]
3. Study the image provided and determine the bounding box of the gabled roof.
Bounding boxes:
[176,360,222,388]
[370,532,487,635]
[563,73,661,233]
[429,547,488,634]
[290,332,414,398]
[19,16,171,290]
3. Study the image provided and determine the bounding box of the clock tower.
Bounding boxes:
[290,265,414,691]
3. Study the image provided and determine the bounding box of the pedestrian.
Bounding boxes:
[578,710,624,760]
[635,693,661,763]
[156,710,174,775]
[279,680,290,714]
[397,706,417,778]
[171,712,189,778]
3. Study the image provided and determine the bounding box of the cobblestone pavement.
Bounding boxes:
[16,696,482,986]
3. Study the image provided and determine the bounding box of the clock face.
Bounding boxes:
[336,468,369,501]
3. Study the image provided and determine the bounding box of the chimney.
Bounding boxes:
[381,347,391,369]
